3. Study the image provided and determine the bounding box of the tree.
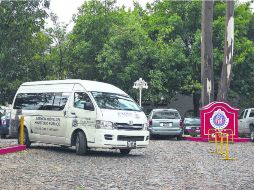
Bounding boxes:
[144,0,202,114]
[68,0,123,80]
[0,0,49,104]
[217,1,234,101]
[46,13,69,79]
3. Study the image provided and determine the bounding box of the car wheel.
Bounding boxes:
[176,135,183,140]
[18,127,31,148]
[120,149,131,155]
[1,134,6,139]
[250,129,254,142]
[76,131,87,155]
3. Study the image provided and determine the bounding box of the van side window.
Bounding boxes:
[14,93,44,110]
[53,93,69,111]
[43,93,54,110]
[74,92,94,110]
[14,93,69,111]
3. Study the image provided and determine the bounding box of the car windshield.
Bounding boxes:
[152,110,180,119]
[91,92,141,111]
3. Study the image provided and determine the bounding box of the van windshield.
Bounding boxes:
[91,92,141,111]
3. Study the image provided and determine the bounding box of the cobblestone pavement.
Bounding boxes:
[0,138,254,190]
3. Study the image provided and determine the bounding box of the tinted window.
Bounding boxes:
[91,92,141,111]
[14,93,69,111]
[152,110,180,119]
[239,110,245,119]
[53,93,69,110]
[14,93,45,110]
[42,93,54,110]
[249,110,254,118]
[184,118,200,126]
[244,110,248,119]
[74,92,94,110]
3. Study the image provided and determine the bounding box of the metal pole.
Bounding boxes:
[139,88,142,107]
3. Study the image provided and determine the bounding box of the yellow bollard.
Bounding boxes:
[210,132,220,154]
[219,132,225,155]
[221,134,235,160]
[20,116,24,145]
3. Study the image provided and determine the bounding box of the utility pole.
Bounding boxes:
[201,0,214,106]
[217,0,234,101]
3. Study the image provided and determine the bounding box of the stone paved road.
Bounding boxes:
[0,138,254,190]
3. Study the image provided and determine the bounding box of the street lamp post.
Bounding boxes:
[133,78,148,107]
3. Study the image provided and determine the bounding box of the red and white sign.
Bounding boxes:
[200,102,239,140]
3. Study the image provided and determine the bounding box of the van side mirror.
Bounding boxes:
[84,102,94,111]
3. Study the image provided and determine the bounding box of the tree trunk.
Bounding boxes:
[193,91,201,117]
[201,0,214,106]
[217,1,234,101]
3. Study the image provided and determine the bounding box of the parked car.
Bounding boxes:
[238,108,254,142]
[148,109,183,140]
[182,117,200,137]
[0,112,10,138]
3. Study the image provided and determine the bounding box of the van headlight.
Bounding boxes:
[96,120,114,130]
[143,123,148,130]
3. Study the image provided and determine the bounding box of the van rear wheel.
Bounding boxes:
[120,149,131,155]
[76,131,87,155]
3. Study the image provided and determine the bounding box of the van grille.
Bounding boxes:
[117,135,144,141]
[114,123,143,131]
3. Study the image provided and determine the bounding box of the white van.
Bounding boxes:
[10,80,149,155]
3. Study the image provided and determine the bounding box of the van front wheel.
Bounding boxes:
[120,149,131,155]
[76,131,87,155]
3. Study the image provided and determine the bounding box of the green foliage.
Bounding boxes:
[0,0,49,103]
[0,0,254,109]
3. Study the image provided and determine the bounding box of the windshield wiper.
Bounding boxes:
[121,108,140,111]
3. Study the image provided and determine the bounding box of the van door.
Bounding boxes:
[69,92,96,143]
[31,92,69,143]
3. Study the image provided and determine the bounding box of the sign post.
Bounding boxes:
[133,78,148,107]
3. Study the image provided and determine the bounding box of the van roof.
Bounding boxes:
[22,80,127,95]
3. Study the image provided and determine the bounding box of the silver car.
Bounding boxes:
[148,109,183,140]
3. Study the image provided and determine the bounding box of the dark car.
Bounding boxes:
[183,117,200,137]
[0,112,10,138]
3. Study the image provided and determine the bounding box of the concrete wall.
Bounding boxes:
[143,94,193,117]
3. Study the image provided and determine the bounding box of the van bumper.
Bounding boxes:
[92,129,150,149]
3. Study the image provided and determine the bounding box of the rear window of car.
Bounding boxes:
[184,118,200,125]
[152,110,180,119]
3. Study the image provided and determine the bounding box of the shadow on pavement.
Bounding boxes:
[29,145,145,158]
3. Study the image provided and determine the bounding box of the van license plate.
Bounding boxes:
[127,141,136,148]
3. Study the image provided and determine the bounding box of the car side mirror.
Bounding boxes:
[84,102,94,111]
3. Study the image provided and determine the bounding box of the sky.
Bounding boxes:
[47,0,254,31]
[47,0,153,30]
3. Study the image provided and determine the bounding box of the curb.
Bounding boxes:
[183,136,251,143]
[0,145,26,155]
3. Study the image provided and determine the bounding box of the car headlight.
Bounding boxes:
[96,120,114,130]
